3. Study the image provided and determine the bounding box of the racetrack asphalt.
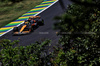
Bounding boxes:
[0,0,72,46]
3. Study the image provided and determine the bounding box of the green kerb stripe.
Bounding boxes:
[22,14,36,16]
[41,1,54,4]
[17,17,29,20]
[23,12,38,15]
[42,1,55,3]
[36,4,51,7]
[23,13,37,16]
[6,23,21,26]
[28,9,42,12]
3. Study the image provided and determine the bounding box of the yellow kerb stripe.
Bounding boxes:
[10,21,24,24]
[24,12,39,15]
[30,7,46,11]
[0,32,5,34]
[52,0,56,1]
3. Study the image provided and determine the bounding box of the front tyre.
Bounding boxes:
[13,27,18,32]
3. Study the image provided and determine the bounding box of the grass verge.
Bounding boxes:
[0,0,43,28]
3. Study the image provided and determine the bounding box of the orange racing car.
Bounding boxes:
[13,16,44,35]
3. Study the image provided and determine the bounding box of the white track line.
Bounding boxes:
[0,0,59,37]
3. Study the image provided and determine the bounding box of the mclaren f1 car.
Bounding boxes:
[13,16,44,35]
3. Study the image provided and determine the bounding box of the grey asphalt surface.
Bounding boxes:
[0,0,72,46]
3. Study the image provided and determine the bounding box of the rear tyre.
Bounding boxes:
[32,23,39,30]
[38,19,44,26]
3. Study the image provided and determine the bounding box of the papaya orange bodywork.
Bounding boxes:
[13,31,30,34]
[20,25,27,32]
[32,16,40,19]
[32,23,35,26]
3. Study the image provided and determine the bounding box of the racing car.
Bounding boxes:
[13,16,44,35]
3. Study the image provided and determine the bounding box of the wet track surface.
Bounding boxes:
[0,0,72,46]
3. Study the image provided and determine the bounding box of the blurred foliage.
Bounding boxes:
[53,0,100,66]
[0,0,100,66]
[0,0,43,28]
[0,39,51,66]
[70,0,100,8]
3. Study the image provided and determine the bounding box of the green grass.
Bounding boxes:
[0,0,43,28]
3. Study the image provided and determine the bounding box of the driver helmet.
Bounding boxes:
[24,20,28,24]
